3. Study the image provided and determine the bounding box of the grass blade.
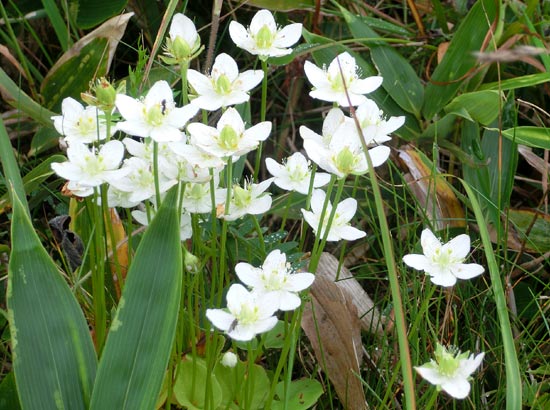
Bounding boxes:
[462,180,522,410]
[8,190,97,409]
[90,187,182,410]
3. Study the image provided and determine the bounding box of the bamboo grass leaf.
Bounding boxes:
[8,190,97,410]
[422,0,501,120]
[90,187,182,410]
[501,126,550,149]
[339,6,425,117]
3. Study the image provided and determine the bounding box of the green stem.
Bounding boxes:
[180,63,189,105]
[253,60,269,181]
[89,191,106,354]
[153,141,162,207]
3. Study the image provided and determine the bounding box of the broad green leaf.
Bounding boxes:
[41,12,133,112]
[175,356,223,409]
[8,191,97,410]
[501,126,550,149]
[422,0,500,119]
[480,73,550,91]
[0,372,21,410]
[0,119,27,212]
[214,358,270,409]
[28,127,62,156]
[264,320,285,349]
[0,68,56,126]
[272,379,323,410]
[339,6,424,117]
[76,0,129,29]
[90,187,182,410]
[0,154,66,215]
[444,90,502,125]
[508,210,550,253]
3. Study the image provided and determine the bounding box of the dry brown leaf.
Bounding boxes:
[302,256,367,410]
[106,208,129,299]
[317,252,384,336]
[46,12,133,78]
[398,145,466,230]
[437,42,450,64]
[518,145,549,176]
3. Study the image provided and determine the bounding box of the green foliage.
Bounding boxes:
[76,0,129,29]
[90,188,183,409]
[8,191,97,409]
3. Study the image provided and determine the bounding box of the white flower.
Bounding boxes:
[299,107,348,148]
[170,140,225,170]
[51,140,128,194]
[415,343,485,399]
[221,351,238,368]
[106,185,142,208]
[303,129,390,178]
[402,229,485,287]
[301,189,366,242]
[109,157,176,203]
[355,99,405,145]
[182,179,226,214]
[52,97,108,144]
[229,9,302,59]
[236,250,314,311]
[115,80,198,142]
[132,205,192,241]
[304,52,382,107]
[265,152,330,194]
[222,178,273,221]
[205,284,278,341]
[187,107,271,161]
[164,13,201,62]
[188,53,263,111]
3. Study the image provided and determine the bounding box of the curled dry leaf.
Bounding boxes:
[302,253,370,410]
[105,208,129,299]
[397,145,466,230]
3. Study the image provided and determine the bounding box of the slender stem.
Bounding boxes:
[153,141,162,207]
[180,63,189,105]
[253,60,269,181]
[89,191,106,354]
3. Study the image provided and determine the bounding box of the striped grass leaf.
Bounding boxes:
[7,191,97,409]
[501,126,550,150]
[422,0,501,120]
[90,187,182,410]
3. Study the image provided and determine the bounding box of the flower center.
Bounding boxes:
[334,146,357,174]
[146,103,166,126]
[233,185,251,208]
[236,303,260,325]
[82,153,105,176]
[255,25,274,49]
[435,345,460,377]
[214,74,233,95]
[77,115,98,136]
[219,125,240,150]
[432,247,461,268]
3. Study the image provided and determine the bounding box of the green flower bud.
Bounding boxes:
[233,185,251,208]
[183,248,201,274]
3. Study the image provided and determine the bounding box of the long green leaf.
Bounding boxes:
[0,68,57,127]
[0,119,27,212]
[462,181,522,410]
[90,187,182,410]
[339,6,424,117]
[41,0,69,51]
[8,191,97,409]
[501,126,550,149]
[76,0,129,29]
[422,0,500,119]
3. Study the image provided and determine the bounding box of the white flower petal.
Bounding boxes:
[452,263,484,280]
[402,254,429,270]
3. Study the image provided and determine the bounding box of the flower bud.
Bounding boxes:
[221,351,238,368]
[183,248,200,274]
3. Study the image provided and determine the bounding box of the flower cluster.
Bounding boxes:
[206,250,314,341]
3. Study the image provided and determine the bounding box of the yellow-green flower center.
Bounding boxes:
[219,125,240,150]
[434,345,461,376]
[334,146,357,174]
[214,74,233,95]
[237,303,260,325]
[233,185,251,208]
[145,103,166,126]
[256,25,274,49]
